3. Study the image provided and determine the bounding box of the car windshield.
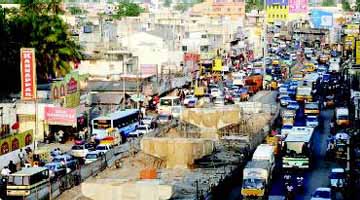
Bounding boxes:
[96,146,107,150]
[138,126,147,130]
[86,154,98,159]
[185,95,193,99]
[160,99,172,106]
[307,117,317,122]
[312,190,330,198]
[45,164,57,170]
[330,172,345,179]
[243,178,264,189]
[72,145,84,150]
[159,114,170,119]
[52,158,64,163]
[85,144,94,149]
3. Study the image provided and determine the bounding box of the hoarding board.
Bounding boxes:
[20,48,37,100]
[44,106,77,126]
[51,71,80,108]
[311,10,333,29]
[289,0,308,13]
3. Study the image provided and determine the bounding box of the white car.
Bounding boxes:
[211,88,222,98]
[95,144,111,154]
[214,96,225,106]
[310,187,332,200]
[71,144,89,158]
[130,124,154,137]
[183,95,197,107]
[306,115,319,128]
[85,152,101,164]
[141,116,156,127]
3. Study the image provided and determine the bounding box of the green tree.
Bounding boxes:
[113,0,144,19]
[245,0,264,13]
[342,0,351,11]
[321,0,335,7]
[164,0,172,7]
[0,0,82,95]
[356,0,360,12]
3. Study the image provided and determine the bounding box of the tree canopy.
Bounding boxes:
[113,0,144,19]
[245,0,264,13]
[0,0,82,95]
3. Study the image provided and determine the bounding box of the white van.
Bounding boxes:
[252,144,275,171]
[157,96,182,118]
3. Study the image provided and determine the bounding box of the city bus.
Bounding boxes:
[92,109,140,140]
[7,167,50,199]
[282,126,314,169]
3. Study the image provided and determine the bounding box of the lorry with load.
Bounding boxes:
[296,85,312,102]
[245,75,263,95]
[241,160,272,199]
[281,109,295,126]
[335,107,350,127]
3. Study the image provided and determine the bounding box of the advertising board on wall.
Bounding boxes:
[0,130,33,155]
[311,10,333,29]
[20,48,37,100]
[289,0,307,13]
[356,40,360,65]
[44,106,77,126]
[51,71,80,108]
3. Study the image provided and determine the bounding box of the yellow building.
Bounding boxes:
[266,5,289,23]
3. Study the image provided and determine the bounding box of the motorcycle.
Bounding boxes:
[296,176,304,192]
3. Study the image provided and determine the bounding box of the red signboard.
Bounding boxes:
[44,106,76,125]
[20,48,36,100]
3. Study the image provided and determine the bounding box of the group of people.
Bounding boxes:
[1,148,31,177]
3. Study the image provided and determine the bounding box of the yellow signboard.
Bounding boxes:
[356,40,360,65]
[266,6,289,24]
[212,58,223,71]
[0,130,33,155]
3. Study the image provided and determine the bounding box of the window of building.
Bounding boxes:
[182,46,188,52]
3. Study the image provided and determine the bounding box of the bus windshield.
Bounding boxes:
[285,142,310,156]
[243,178,265,189]
[93,120,111,130]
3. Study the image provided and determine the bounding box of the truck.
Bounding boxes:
[241,160,272,199]
[281,109,296,126]
[253,144,275,172]
[335,107,350,127]
[245,75,263,95]
[296,86,312,102]
[282,126,314,169]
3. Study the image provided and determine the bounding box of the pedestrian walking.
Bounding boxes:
[18,149,25,167]
[8,160,16,174]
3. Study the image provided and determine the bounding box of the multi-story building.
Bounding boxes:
[191,0,245,20]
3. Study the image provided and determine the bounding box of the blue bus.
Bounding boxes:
[92,109,140,140]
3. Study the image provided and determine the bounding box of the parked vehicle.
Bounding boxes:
[310,187,332,200]
[241,160,272,199]
[44,162,66,178]
[71,144,89,158]
[130,124,154,137]
[282,126,314,169]
[335,107,350,127]
[183,95,197,107]
[52,154,78,170]
[245,75,263,95]
[95,144,111,154]
[306,115,319,128]
[7,167,50,199]
[157,113,173,125]
[92,109,140,140]
[329,168,346,190]
[157,97,182,118]
[280,96,292,106]
[85,152,102,164]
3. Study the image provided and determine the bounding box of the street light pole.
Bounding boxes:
[262,0,267,89]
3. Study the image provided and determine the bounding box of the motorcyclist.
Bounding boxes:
[296,175,304,192]
[286,184,295,200]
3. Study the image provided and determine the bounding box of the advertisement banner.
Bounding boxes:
[311,10,333,29]
[140,64,157,75]
[20,48,37,100]
[356,40,360,65]
[0,130,33,155]
[51,71,80,108]
[289,0,307,13]
[212,58,223,71]
[344,24,360,35]
[44,106,76,126]
[184,53,200,72]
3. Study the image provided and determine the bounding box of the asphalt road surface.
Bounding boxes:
[268,108,344,200]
